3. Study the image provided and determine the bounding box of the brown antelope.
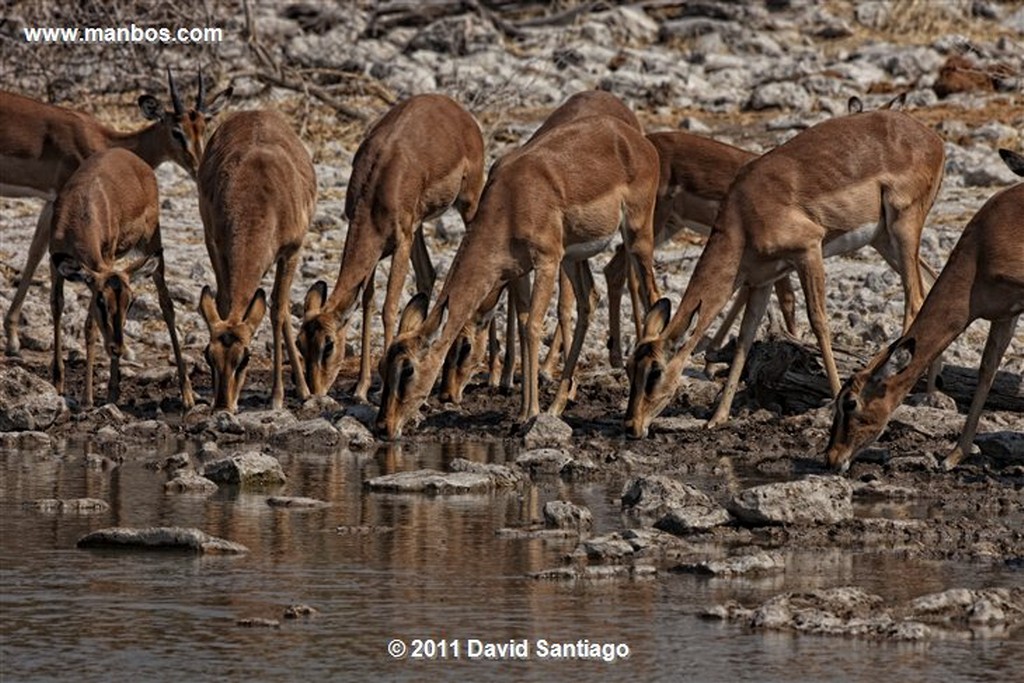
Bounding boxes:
[604,130,799,369]
[375,115,661,439]
[827,149,1023,473]
[197,110,315,412]
[1,69,230,356]
[48,148,194,409]
[438,90,642,404]
[624,109,945,439]
[297,94,485,402]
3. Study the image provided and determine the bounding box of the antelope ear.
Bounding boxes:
[866,337,915,395]
[53,253,92,284]
[847,96,864,114]
[398,292,430,336]
[201,87,233,118]
[642,298,672,340]
[198,285,220,329]
[337,282,362,326]
[303,280,328,319]
[999,148,1024,177]
[138,94,164,121]
[669,302,702,357]
[127,253,159,282]
[243,289,268,333]
[424,298,449,346]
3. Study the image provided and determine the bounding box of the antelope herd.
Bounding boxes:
[1,71,1021,473]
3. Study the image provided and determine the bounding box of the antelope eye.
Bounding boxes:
[323,338,335,359]
[842,396,858,412]
[236,349,251,374]
[171,127,186,144]
[400,361,414,381]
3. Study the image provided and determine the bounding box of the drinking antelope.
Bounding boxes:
[376,114,661,439]
[48,148,194,409]
[297,94,485,402]
[197,110,315,412]
[625,108,945,438]
[438,90,642,404]
[827,149,1023,472]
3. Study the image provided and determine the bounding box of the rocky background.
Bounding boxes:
[2,0,1022,426]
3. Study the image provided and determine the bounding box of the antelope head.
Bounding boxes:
[137,66,232,179]
[199,285,266,412]
[296,281,360,396]
[624,299,701,439]
[375,293,448,440]
[438,308,495,404]
[826,338,916,473]
[52,252,158,358]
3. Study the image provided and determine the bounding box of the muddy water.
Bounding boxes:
[1,440,1021,682]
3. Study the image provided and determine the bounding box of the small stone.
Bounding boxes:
[520,414,573,448]
[283,604,319,619]
[203,451,287,487]
[266,496,331,508]
[236,618,280,628]
[543,500,593,534]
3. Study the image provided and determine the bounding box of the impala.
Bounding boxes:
[49,148,194,409]
[198,110,315,412]
[1,68,230,356]
[827,149,1023,472]
[438,90,642,404]
[376,114,661,439]
[625,109,945,438]
[297,94,485,402]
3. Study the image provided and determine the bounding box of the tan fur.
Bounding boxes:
[198,110,315,412]
[827,151,1023,472]
[625,110,945,439]
[297,94,485,402]
[48,148,194,409]
[1,71,230,356]
[376,115,661,439]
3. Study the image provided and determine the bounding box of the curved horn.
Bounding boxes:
[196,65,207,112]
[167,65,184,115]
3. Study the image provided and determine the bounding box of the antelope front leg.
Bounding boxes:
[500,281,523,392]
[270,251,308,409]
[541,267,573,381]
[152,256,195,410]
[944,315,1018,471]
[603,247,628,367]
[354,274,376,402]
[50,265,66,394]
[521,264,557,423]
[797,248,842,396]
[707,284,771,428]
[84,301,97,410]
[549,260,594,416]
[7,201,54,356]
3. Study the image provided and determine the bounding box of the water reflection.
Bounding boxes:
[1,439,1021,682]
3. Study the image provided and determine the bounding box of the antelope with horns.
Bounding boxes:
[376,114,661,439]
[1,68,230,356]
[624,109,945,439]
[198,110,315,412]
[49,148,194,409]
[827,149,1023,473]
[297,94,485,402]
